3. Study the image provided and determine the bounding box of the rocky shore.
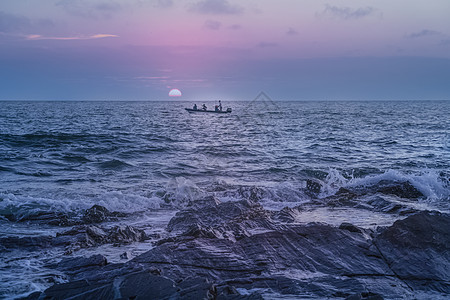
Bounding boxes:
[19,191,449,300]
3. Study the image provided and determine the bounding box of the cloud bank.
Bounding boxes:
[406,29,442,39]
[189,0,243,15]
[56,0,122,19]
[0,11,30,32]
[319,4,378,20]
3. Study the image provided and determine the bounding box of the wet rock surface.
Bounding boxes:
[1,224,147,252]
[0,204,144,253]
[82,205,126,224]
[374,211,450,292]
[54,224,147,250]
[166,197,275,242]
[26,198,450,299]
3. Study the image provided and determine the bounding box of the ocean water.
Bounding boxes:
[0,100,449,298]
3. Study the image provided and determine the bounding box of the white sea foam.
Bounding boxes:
[316,168,450,211]
[346,169,449,201]
[161,176,204,206]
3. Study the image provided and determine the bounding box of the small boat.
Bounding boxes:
[185,107,232,114]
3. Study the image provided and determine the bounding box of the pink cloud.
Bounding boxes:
[25,33,118,40]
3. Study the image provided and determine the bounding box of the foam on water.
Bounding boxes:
[345,169,449,209]
[0,190,162,221]
[161,177,204,206]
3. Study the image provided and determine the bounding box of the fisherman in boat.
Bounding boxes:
[215,105,219,112]
[202,104,207,111]
[193,104,198,110]
[219,100,222,111]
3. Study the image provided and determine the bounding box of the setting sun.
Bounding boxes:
[169,88,182,97]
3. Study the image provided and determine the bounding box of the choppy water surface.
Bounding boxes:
[0,100,449,298]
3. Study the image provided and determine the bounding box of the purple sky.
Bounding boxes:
[1,0,450,100]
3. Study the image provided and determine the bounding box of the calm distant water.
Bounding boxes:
[0,100,449,297]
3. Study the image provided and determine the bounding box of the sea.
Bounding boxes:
[0,100,449,298]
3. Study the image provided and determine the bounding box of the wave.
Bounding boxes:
[0,191,162,222]
[1,168,448,224]
[61,155,92,163]
[317,168,449,210]
[211,169,450,212]
[0,177,205,222]
[348,169,448,200]
[98,159,134,170]
[0,166,15,173]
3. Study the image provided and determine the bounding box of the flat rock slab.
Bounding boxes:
[26,199,450,299]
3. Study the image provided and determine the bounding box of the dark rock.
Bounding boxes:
[376,181,423,199]
[272,206,302,223]
[216,284,264,299]
[4,204,127,227]
[167,197,275,242]
[346,292,384,300]
[374,211,450,292]
[339,222,363,233]
[335,187,358,199]
[0,235,53,250]
[176,277,216,299]
[366,196,403,214]
[108,225,147,245]
[321,181,424,213]
[26,207,450,299]
[323,188,359,207]
[16,211,72,226]
[18,291,41,300]
[2,210,73,226]
[117,272,178,299]
[376,211,449,251]
[82,204,126,224]
[41,279,116,300]
[305,179,322,196]
[237,186,266,202]
[120,251,131,260]
[53,224,147,249]
[134,223,394,285]
[50,254,107,272]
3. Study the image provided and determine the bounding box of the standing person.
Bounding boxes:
[219,100,222,111]
[193,104,198,110]
[202,104,207,111]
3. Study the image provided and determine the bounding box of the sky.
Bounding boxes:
[1,0,450,100]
